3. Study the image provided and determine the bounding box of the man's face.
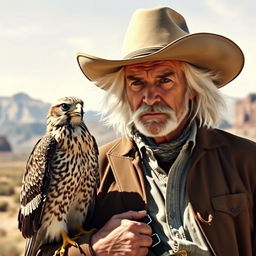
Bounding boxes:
[125,60,195,143]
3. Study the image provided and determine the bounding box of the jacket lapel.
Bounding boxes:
[107,137,147,209]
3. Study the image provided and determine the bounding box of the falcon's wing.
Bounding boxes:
[18,133,57,238]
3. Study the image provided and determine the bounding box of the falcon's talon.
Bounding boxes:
[72,241,79,247]
[53,230,79,256]
[60,249,65,256]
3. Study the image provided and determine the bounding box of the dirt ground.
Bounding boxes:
[0,200,25,256]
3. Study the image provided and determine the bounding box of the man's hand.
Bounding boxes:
[91,210,153,256]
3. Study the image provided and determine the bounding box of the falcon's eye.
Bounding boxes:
[60,103,70,111]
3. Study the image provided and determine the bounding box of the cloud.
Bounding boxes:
[203,0,248,17]
[63,30,124,59]
[0,24,43,39]
[65,36,94,52]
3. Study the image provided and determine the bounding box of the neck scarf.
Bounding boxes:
[132,123,192,166]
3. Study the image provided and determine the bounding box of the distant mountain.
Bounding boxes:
[0,93,50,125]
[0,93,116,153]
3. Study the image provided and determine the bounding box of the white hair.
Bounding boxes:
[98,62,226,136]
[98,68,131,135]
[182,63,226,128]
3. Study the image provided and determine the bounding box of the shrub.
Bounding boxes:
[0,201,9,212]
[0,228,7,236]
[0,181,15,196]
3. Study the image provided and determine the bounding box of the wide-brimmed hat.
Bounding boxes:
[77,7,244,90]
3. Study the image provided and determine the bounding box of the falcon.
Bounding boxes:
[18,96,99,256]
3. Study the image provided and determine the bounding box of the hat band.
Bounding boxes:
[123,47,162,59]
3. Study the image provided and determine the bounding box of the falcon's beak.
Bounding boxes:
[68,103,84,125]
[69,103,84,117]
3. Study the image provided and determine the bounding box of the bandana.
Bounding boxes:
[131,123,192,167]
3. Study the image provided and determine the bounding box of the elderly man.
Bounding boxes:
[37,6,255,256]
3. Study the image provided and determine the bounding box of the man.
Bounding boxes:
[38,6,255,256]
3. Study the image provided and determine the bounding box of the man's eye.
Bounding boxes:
[131,80,142,86]
[61,103,70,111]
[159,77,174,89]
[130,80,143,91]
[160,77,171,83]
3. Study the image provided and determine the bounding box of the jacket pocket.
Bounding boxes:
[211,193,248,217]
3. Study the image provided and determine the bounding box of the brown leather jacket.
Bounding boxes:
[38,127,256,256]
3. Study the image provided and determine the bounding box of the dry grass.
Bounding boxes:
[0,233,24,256]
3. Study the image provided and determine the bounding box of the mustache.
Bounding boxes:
[135,103,174,116]
[131,103,176,124]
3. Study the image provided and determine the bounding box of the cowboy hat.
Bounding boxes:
[77,7,244,89]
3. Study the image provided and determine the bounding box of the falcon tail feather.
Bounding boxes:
[24,237,36,256]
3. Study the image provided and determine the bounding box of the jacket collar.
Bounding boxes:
[196,127,226,150]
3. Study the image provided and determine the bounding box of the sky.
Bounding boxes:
[1,0,255,111]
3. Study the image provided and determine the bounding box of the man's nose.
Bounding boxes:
[142,88,161,106]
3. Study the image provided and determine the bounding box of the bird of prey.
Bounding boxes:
[18,96,99,256]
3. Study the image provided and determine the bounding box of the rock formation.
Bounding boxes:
[228,93,256,141]
[0,136,12,152]
[235,94,256,127]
